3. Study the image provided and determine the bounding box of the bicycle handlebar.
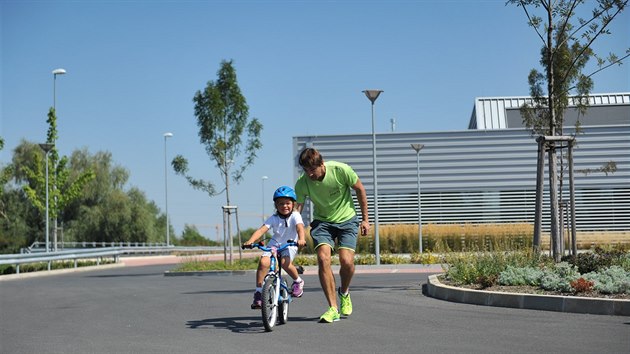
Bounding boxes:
[241,240,298,252]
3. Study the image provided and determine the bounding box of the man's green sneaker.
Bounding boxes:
[319,307,340,323]
[338,288,353,316]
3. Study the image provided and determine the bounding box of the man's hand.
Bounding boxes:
[360,220,370,236]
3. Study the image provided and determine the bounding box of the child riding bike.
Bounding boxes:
[243,186,307,309]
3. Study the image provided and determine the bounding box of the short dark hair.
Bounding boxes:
[299,148,323,169]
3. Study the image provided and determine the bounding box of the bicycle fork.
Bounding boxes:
[270,252,290,306]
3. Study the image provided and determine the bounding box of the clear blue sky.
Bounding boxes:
[2,0,629,241]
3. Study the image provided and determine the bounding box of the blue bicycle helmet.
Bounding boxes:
[273,186,297,201]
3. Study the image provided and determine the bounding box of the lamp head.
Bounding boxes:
[362,90,383,104]
[411,143,424,153]
[38,143,54,153]
[52,68,67,76]
[164,132,173,138]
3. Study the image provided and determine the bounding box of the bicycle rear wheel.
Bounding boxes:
[261,274,278,332]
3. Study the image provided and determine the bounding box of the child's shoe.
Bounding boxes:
[251,291,262,309]
[292,279,305,297]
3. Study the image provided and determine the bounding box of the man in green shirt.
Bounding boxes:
[295,148,370,323]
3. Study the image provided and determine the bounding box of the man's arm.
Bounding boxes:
[352,178,370,236]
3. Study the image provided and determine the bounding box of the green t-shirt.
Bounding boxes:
[295,161,359,223]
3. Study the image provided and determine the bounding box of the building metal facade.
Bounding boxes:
[293,93,630,231]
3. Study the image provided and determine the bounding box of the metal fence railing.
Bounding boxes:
[22,241,172,253]
[1,246,223,274]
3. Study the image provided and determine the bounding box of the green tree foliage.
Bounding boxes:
[63,150,164,244]
[0,189,40,253]
[510,0,629,135]
[0,139,41,252]
[178,224,220,246]
[18,109,95,230]
[67,188,161,244]
[0,137,14,220]
[1,145,168,252]
[173,59,263,202]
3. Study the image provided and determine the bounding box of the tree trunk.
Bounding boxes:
[533,137,545,252]
[225,162,233,266]
[548,146,562,262]
[546,4,561,262]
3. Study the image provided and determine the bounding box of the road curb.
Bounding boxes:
[163,264,445,277]
[424,274,630,316]
[164,269,253,276]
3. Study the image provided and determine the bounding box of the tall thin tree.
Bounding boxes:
[19,109,94,250]
[508,0,628,261]
[173,59,263,264]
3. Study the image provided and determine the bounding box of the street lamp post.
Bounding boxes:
[52,68,66,252]
[52,68,66,113]
[363,89,383,265]
[261,176,268,224]
[411,143,424,254]
[39,143,54,252]
[164,132,173,246]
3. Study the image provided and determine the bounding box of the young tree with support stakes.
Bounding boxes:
[172,59,263,265]
[20,108,95,250]
[508,0,629,261]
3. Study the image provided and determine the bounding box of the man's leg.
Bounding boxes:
[336,216,359,316]
[338,248,355,293]
[317,245,338,309]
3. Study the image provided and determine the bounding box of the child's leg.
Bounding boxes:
[257,256,271,287]
[280,256,300,281]
[281,255,305,297]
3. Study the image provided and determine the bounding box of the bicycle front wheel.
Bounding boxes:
[261,274,278,332]
[278,276,290,325]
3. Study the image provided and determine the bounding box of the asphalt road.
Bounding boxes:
[1,263,628,354]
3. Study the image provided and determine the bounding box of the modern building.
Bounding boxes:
[293,93,630,232]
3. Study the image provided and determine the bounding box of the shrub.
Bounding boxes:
[498,266,543,286]
[476,274,497,288]
[355,254,376,265]
[444,250,552,286]
[380,254,408,264]
[409,252,443,264]
[563,253,599,274]
[563,246,628,273]
[619,254,630,272]
[294,255,318,267]
[584,266,630,294]
[539,262,580,292]
[570,278,594,293]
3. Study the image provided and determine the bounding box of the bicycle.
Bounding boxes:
[242,240,299,332]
